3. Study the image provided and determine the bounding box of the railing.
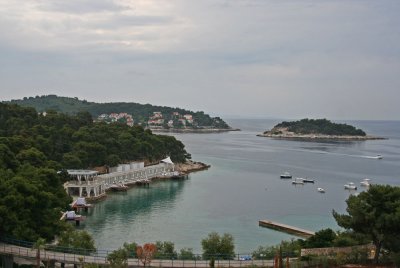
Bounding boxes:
[0,237,276,267]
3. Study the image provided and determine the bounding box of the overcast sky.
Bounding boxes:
[1,0,399,120]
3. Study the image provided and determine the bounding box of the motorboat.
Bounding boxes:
[376,154,383,159]
[280,172,292,179]
[360,178,371,187]
[292,178,304,185]
[344,182,357,190]
[317,188,325,193]
[302,178,315,183]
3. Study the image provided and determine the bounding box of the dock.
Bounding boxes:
[259,219,315,238]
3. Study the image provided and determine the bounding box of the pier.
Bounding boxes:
[259,220,315,238]
[64,158,180,200]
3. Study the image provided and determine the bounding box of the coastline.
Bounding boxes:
[257,133,386,141]
[150,128,240,133]
[175,160,211,174]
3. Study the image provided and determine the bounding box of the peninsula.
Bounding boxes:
[257,118,385,140]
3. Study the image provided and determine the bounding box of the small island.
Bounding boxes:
[257,118,385,140]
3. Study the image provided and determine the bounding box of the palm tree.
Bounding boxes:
[32,238,46,268]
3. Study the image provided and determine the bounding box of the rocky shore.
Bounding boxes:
[175,160,211,174]
[258,128,385,141]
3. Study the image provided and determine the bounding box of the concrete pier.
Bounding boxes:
[259,219,315,238]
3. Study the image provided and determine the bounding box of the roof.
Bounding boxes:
[161,157,174,165]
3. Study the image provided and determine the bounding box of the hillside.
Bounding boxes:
[7,95,231,130]
[0,102,191,241]
[258,118,384,140]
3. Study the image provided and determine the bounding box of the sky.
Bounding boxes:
[1,0,400,120]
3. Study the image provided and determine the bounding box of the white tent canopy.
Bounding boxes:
[161,157,174,164]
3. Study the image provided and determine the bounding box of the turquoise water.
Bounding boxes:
[81,119,400,253]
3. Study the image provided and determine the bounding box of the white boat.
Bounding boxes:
[344,182,357,190]
[360,179,371,187]
[280,172,292,179]
[292,178,304,185]
[317,188,325,193]
[369,154,383,159]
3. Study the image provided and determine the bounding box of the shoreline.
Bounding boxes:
[151,128,240,133]
[257,133,386,141]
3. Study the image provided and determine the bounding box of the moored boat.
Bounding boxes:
[302,178,315,183]
[280,172,292,179]
[344,182,357,190]
[360,178,371,187]
[292,178,304,185]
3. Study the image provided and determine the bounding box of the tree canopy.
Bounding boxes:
[201,232,235,260]
[333,184,400,263]
[273,118,366,136]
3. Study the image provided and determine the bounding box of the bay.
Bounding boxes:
[81,119,400,253]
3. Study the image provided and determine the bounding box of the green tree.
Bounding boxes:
[32,238,46,268]
[154,241,177,259]
[333,185,400,264]
[201,232,235,260]
[304,228,337,248]
[58,225,96,253]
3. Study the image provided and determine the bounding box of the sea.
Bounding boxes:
[80,119,400,254]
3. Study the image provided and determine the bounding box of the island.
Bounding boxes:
[257,118,385,140]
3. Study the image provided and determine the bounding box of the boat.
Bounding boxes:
[317,188,325,193]
[110,183,128,191]
[302,178,315,183]
[360,178,371,187]
[344,182,357,190]
[376,154,383,159]
[292,178,304,185]
[280,172,292,179]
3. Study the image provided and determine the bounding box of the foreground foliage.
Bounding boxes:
[333,184,400,263]
[201,232,235,260]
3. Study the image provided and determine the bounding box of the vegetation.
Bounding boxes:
[136,243,157,266]
[57,225,96,252]
[271,118,366,136]
[333,184,400,264]
[106,242,138,267]
[7,95,231,129]
[0,103,190,242]
[201,232,235,260]
[154,241,178,259]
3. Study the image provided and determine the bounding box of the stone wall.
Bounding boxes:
[301,244,375,258]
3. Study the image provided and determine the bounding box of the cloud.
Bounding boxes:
[0,0,400,119]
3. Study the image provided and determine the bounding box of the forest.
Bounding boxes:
[0,103,191,241]
[273,118,366,136]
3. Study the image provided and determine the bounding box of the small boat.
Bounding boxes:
[376,154,383,159]
[302,178,315,183]
[110,183,128,191]
[280,172,292,179]
[292,178,304,185]
[317,188,325,193]
[344,182,357,190]
[360,178,371,187]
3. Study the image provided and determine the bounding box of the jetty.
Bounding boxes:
[259,219,315,238]
[64,157,180,200]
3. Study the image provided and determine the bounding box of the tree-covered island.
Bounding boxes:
[258,118,384,140]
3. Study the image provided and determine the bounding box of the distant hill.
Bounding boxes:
[7,95,231,129]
